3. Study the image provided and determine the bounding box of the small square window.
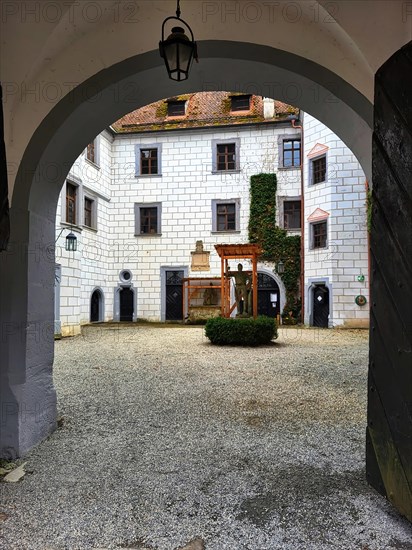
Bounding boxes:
[284,200,301,229]
[230,95,251,111]
[167,101,185,116]
[135,203,161,236]
[311,155,326,184]
[66,182,77,225]
[140,148,158,175]
[283,139,301,167]
[311,221,327,249]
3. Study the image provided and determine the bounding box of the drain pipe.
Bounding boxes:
[291,117,304,324]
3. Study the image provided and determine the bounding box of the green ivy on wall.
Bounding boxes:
[248,173,301,322]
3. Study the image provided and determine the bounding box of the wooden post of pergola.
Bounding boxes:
[214,244,262,318]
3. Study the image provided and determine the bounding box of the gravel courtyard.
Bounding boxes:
[1,325,411,549]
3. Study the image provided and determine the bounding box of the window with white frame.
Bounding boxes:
[212,199,240,232]
[134,203,161,235]
[212,139,240,172]
[136,144,162,176]
[310,154,327,184]
[310,220,328,249]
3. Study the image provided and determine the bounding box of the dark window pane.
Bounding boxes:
[140,207,158,234]
[140,149,158,175]
[66,183,77,224]
[312,156,326,184]
[167,101,185,116]
[217,143,236,171]
[84,198,93,228]
[284,200,301,229]
[86,141,95,163]
[313,221,327,248]
[230,95,251,111]
[216,203,236,231]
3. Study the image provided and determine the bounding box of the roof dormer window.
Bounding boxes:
[230,94,251,112]
[167,100,186,117]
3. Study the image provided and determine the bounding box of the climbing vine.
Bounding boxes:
[248,173,301,322]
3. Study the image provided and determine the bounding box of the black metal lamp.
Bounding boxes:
[65,231,77,251]
[277,260,285,274]
[159,0,198,81]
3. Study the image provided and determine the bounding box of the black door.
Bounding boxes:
[257,273,280,318]
[312,285,329,328]
[120,287,134,321]
[166,270,183,321]
[90,290,101,322]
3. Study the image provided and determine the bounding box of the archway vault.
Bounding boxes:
[6,38,411,521]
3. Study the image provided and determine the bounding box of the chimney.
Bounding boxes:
[263,97,275,119]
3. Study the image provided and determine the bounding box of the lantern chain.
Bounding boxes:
[176,0,181,19]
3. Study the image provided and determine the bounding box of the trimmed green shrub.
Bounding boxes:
[205,316,277,346]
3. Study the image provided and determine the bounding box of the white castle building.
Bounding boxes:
[54,92,369,336]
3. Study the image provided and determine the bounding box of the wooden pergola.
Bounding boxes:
[215,243,262,318]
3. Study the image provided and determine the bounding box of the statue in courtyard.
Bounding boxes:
[227,263,252,316]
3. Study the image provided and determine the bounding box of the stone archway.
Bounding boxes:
[0,36,410,520]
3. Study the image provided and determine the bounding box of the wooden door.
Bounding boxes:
[367,42,412,521]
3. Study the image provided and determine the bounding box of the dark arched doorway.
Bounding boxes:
[90,289,103,323]
[257,272,280,318]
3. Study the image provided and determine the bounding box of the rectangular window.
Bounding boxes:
[86,141,95,163]
[217,143,236,171]
[212,199,240,232]
[66,183,77,225]
[217,203,236,231]
[312,221,327,248]
[231,95,251,111]
[140,207,158,234]
[283,139,301,167]
[135,203,162,236]
[284,200,301,229]
[140,148,158,175]
[167,101,185,116]
[311,155,327,184]
[84,197,94,228]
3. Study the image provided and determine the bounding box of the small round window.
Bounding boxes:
[120,270,132,283]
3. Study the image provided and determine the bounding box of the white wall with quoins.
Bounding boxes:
[55,115,369,330]
[302,112,369,328]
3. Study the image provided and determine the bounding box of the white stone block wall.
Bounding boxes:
[302,113,369,327]
[55,130,114,334]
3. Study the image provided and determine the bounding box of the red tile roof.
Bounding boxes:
[111,92,299,133]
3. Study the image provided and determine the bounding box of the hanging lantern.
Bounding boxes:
[159,0,198,81]
[65,231,77,251]
[277,260,285,274]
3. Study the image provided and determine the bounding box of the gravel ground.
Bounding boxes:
[1,325,411,550]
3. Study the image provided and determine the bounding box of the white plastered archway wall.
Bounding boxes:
[0,41,373,457]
